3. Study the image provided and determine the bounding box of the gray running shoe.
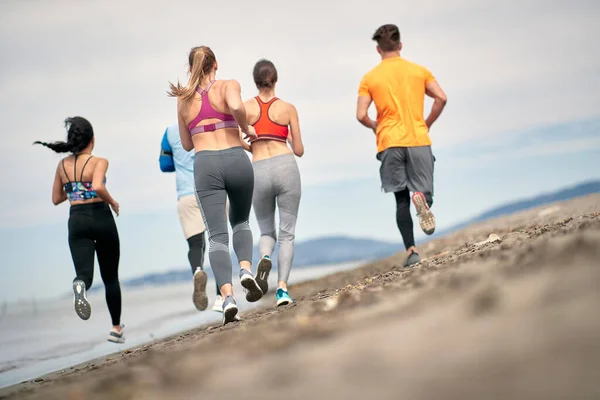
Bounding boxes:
[192,268,208,311]
[256,256,272,294]
[222,296,239,325]
[108,325,125,344]
[73,280,91,320]
[404,251,421,268]
[239,269,263,303]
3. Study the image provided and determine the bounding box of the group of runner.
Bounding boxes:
[34,23,446,341]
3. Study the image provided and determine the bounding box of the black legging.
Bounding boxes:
[187,232,219,296]
[68,202,121,326]
[394,189,433,250]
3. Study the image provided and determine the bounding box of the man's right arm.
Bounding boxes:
[424,70,447,129]
[356,76,377,133]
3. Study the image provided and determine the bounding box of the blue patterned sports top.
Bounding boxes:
[62,155,105,202]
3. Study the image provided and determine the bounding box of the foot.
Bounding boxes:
[108,324,125,344]
[412,192,435,235]
[239,269,263,303]
[404,250,421,268]
[222,296,239,325]
[212,295,224,313]
[276,288,294,307]
[256,256,272,294]
[192,268,208,311]
[72,280,91,320]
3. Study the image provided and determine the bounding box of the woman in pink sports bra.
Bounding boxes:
[168,46,263,325]
[34,117,125,343]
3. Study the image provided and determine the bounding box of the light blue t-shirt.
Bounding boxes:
[163,124,195,199]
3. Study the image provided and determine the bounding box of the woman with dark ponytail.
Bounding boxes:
[34,117,125,343]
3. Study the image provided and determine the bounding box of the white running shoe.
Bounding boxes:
[212,295,224,313]
[73,280,91,320]
[108,324,125,344]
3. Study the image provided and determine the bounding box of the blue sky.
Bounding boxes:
[1,0,599,302]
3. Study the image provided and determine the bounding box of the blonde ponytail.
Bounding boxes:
[168,46,216,101]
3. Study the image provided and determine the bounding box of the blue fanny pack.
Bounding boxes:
[159,130,175,173]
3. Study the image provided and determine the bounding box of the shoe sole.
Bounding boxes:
[276,298,293,307]
[192,270,209,311]
[412,192,435,235]
[223,304,239,325]
[240,275,263,303]
[107,333,125,343]
[256,258,272,294]
[73,281,91,320]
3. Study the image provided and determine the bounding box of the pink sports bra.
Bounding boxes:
[188,81,238,136]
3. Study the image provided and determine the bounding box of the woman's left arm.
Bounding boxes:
[52,164,68,205]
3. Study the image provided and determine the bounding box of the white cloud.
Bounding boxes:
[0,0,599,228]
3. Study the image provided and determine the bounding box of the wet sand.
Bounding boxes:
[2,194,599,400]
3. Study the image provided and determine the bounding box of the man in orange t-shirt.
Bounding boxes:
[356,24,447,267]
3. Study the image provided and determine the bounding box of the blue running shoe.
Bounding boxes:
[276,288,293,307]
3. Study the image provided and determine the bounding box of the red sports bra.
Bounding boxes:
[252,97,289,142]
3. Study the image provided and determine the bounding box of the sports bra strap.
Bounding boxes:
[196,80,216,96]
[79,155,94,181]
[61,159,70,183]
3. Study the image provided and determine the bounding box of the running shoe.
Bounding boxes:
[212,295,224,313]
[73,280,91,320]
[412,192,436,235]
[255,255,272,294]
[404,251,421,268]
[108,324,125,344]
[192,268,208,311]
[239,268,263,303]
[222,295,239,325]
[276,288,294,307]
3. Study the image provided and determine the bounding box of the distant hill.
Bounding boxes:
[91,180,600,291]
[433,180,600,238]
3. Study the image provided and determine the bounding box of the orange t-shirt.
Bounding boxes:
[358,57,436,152]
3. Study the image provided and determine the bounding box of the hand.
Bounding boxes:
[110,201,120,216]
[242,125,257,142]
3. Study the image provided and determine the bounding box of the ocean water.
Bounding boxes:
[0,261,362,388]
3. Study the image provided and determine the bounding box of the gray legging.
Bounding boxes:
[194,146,254,289]
[253,153,301,283]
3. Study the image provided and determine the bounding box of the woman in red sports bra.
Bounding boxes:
[168,46,263,325]
[242,59,305,307]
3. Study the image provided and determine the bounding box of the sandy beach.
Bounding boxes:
[2,194,599,400]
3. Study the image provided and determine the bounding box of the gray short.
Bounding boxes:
[377,146,435,195]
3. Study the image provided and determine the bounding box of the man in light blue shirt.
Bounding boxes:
[160,123,223,312]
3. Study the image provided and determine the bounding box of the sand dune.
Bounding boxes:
[2,194,599,400]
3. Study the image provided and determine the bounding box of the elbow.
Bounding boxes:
[437,95,448,107]
[294,146,305,158]
[356,112,366,123]
[52,197,61,206]
[92,183,106,193]
[182,142,193,152]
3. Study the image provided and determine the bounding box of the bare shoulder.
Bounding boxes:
[93,156,109,166]
[282,100,298,115]
[244,96,258,107]
[222,79,241,90]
